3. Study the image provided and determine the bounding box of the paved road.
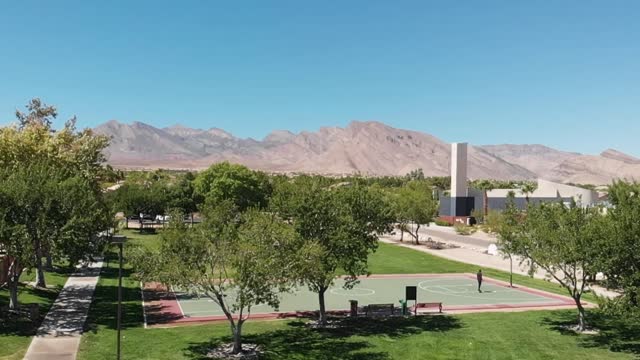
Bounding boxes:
[418,227,495,249]
[24,260,103,360]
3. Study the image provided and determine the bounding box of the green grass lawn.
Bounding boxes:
[76,230,640,359]
[0,264,72,360]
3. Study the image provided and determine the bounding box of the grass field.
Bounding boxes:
[0,264,72,360]
[75,229,640,360]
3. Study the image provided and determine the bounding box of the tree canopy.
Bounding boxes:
[270,176,394,324]
[516,201,608,330]
[0,99,111,293]
[391,181,439,244]
[131,203,314,354]
[601,181,640,318]
[194,162,271,211]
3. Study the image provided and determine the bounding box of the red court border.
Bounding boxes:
[142,273,583,328]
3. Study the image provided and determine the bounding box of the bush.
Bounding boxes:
[471,209,484,224]
[435,219,452,227]
[483,210,504,234]
[454,223,477,236]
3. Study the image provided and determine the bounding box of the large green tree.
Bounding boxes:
[0,99,110,288]
[601,181,640,318]
[516,201,608,331]
[194,162,271,211]
[106,182,168,230]
[166,172,200,216]
[495,191,521,287]
[0,161,109,307]
[131,203,312,354]
[393,181,439,244]
[270,177,394,325]
[0,184,31,310]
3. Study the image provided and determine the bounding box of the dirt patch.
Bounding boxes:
[558,324,600,335]
[205,343,262,359]
[422,238,459,250]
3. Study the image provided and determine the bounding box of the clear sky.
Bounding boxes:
[1,1,639,156]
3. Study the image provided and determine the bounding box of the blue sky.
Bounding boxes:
[1,1,638,156]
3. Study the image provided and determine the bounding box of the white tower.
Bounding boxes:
[450,142,468,216]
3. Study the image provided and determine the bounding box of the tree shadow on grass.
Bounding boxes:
[542,310,640,357]
[0,314,39,337]
[83,266,144,333]
[184,315,461,360]
[0,265,72,337]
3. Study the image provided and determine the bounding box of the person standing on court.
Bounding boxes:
[477,269,483,293]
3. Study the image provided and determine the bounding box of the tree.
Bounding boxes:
[516,201,607,331]
[601,181,640,318]
[0,99,110,287]
[495,191,520,287]
[387,189,409,242]
[106,182,168,230]
[166,172,200,223]
[15,98,57,129]
[471,179,497,221]
[0,186,31,310]
[54,175,111,266]
[131,203,311,354]
[394,182,439,245]
[405,168,425,181]
[270,177,394,325]
[429,176,451,192]
[0,161,109,307]
[194,162,271,211]
[520,182,537,205]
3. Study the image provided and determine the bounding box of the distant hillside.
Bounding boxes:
[94,120,640,184]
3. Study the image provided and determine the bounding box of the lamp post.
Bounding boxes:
[110,234,127,360]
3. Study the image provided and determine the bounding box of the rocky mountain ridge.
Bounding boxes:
[94,120,640,185]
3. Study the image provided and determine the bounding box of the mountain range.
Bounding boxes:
[94,120,640,185]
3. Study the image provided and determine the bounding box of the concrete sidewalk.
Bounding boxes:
[24,260,103,360]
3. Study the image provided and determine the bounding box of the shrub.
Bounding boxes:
[471,209,484,224]
[454,223,477,236]
[483,210,504,234]
[435,219,452,227]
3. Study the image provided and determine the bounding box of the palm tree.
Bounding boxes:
[472,179,497,221]
[520,182,537,205]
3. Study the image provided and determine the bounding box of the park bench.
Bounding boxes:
[413,302,443,314]
[365,303,395,317]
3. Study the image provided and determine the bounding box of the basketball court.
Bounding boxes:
[142,273,580,327]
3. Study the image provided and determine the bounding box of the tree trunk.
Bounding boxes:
[8,278,19,310]
[34,241,46,288]
[318,287,327,325]
[45,253,53,270]
[415,224,421,245]
[483,191,489,219]
[575,297,586,331]
[509,255,513,287]
[139,218,143,233]
[399,224,404,242]
[231,321,243,354]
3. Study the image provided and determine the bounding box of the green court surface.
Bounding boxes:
[171,274,575,321]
